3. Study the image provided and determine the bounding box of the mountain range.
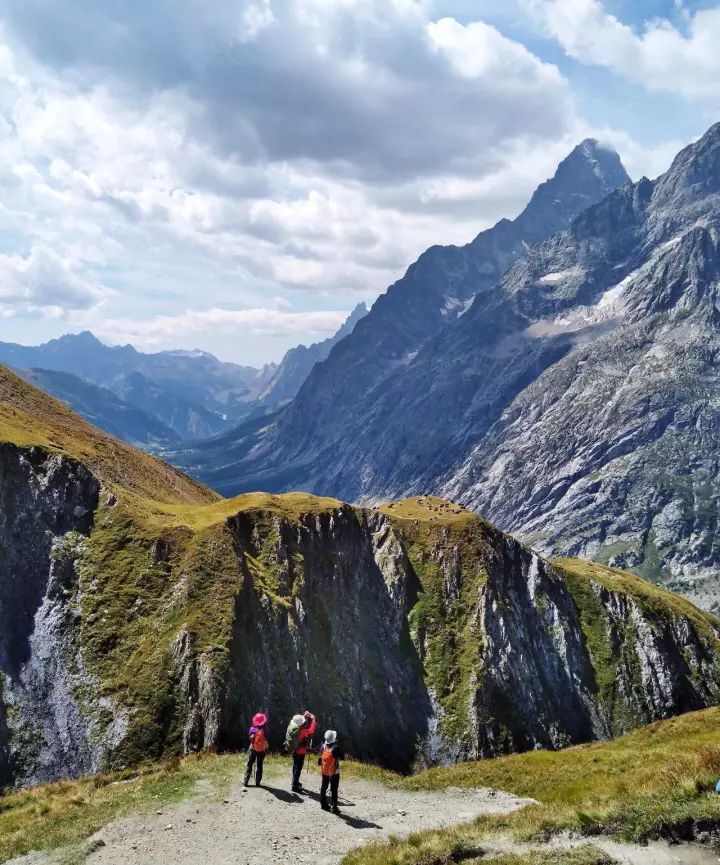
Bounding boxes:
[2,363,718,790]
[0,305,366,446]
[170,123,720,613]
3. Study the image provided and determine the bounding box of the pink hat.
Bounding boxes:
[253,712,267,726]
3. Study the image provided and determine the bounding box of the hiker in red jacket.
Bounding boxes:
[286,710,317,793]
[243,712,269,788]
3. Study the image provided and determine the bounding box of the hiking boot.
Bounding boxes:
[291,785,302,793]
[321,802,330,811]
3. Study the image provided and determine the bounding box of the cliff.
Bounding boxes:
[1,366,719,789]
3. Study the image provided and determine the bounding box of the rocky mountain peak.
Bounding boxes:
[517,139,629,237]
[53,330,104,348]
[652,120,720,211]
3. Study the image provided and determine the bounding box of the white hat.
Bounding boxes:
[324,729,337,744]
[292,714,305,726]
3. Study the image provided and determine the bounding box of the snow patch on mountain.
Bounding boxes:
[538,267,585,285]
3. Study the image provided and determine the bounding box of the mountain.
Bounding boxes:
[257,302,367,409]
[16,368,179,449]
[2,363,719,790]
[0,332,275,438]
[170,140,629,491]
[172,123,720,613]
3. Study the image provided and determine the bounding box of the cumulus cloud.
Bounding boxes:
[95,306,348,351]
[0,1,575,180]
[0,0,684,362]
[524,0,720,102]
[0,245,108,317]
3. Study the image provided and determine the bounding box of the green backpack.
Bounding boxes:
[285,719,302,752]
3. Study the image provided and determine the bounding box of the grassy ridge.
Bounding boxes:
[554,557,720,646]
[0,365,215,507]
[342,707,720,864]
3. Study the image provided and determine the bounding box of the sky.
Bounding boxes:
[0,0,719,366]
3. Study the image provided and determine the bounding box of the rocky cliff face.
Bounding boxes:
[0,444,102,786]
[2,417,719,788]
[2,368,719,788]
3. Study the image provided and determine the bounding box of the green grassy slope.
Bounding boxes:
[343,707,720,864]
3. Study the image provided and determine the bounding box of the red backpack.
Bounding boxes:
[251,728,268,752]
[320,744,337,776]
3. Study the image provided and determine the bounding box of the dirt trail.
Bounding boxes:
[9,765,720,865]
[9,765,530,865]
[487,836,720,865]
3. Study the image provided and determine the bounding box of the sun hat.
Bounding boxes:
[253,712,267,726]
[324,730,337,744]
[292,714,306,726]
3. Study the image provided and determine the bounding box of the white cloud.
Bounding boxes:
[239,0,276,42]
[524,0,720,102]
[0,15,582,320]
[0,245,108,317]
[427,17,563,88]
[95,306,348,350]
[0,0,686,362]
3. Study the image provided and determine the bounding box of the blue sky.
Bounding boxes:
[0,0,718,365]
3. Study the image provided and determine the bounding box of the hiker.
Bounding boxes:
[318,729,345,815]
[285,710,317,792]
[243,712,269,788]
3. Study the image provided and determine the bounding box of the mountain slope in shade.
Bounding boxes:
[1,365,718,791]
[257,302,367,409]
[171,139,629,492]
[16,368,180,449]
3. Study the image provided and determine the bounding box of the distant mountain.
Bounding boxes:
[257,303,367,409]
[16,368,179,449]
[0,312,365,440]
[0,332,275,439]
[172,139,629,490]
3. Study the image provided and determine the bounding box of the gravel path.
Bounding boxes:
[9,765,719,865]
[487,836,720,865]
[10,765,529,865]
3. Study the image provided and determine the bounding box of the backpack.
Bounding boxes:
[251,728,267,752]
[320,744,338,777]
[285,719,301,753]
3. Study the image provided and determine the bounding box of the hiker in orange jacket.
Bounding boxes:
[289,710,317,793]
[318,729,345,814]
[243,712,269,788]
